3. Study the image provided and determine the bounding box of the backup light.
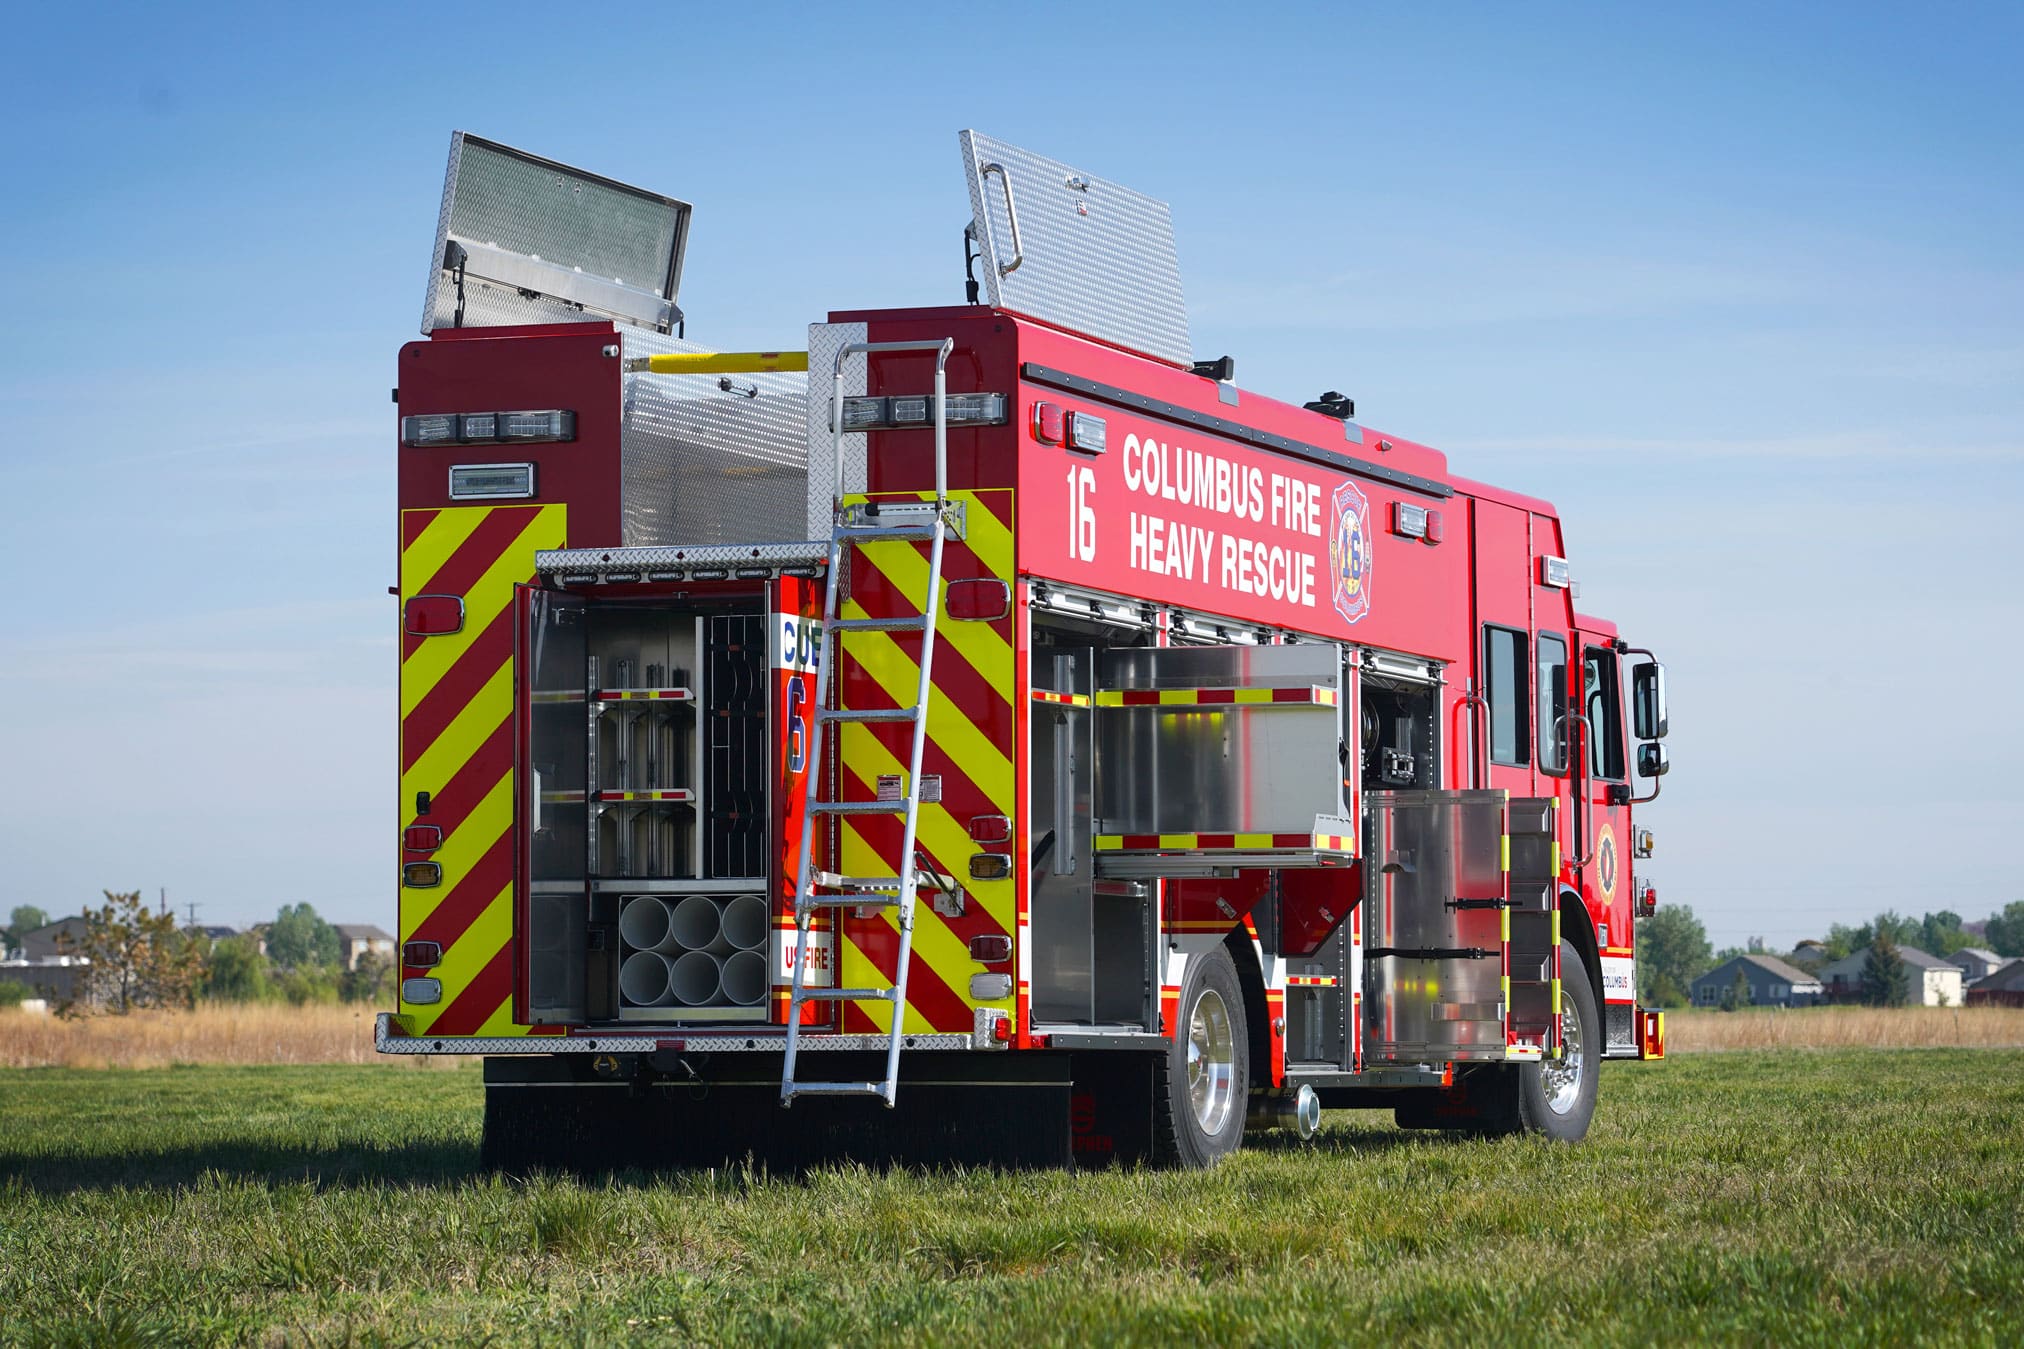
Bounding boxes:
[449,463,536,499]
[836,393,1008,431]
[1064,410,1106,454]
[402,977,442,1005]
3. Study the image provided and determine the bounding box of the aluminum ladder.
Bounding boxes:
[781,337,956,1107]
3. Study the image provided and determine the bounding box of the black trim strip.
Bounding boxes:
[1021,362,1454,499]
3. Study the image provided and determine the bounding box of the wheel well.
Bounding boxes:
[1221,928,1272,1089]
[1559,889,1602,999]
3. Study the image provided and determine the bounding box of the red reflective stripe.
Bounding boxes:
[431,943,514,1035]
[409,829,514,952]
[401,606,514,772]
[404,716,511,853]
[402,509,440,550]
[402,506,542,660]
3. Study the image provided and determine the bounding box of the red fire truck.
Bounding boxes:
[379,131,1671,1170]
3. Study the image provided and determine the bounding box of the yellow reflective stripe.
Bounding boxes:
[1552,910,1562,947]
[1552,978,1563,1014]
[402,663,514,800]
[400,506,564,716]
[836,727,1014,937]
[1500,908,1510,943]
[1500,834,1510,872]
[838,624,1012,803]
[637,350,808,374]
[398,774,514,932]
[402,888,510,1035]
[398,507,489,602]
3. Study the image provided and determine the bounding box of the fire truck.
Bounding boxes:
[378,131,1672,1170]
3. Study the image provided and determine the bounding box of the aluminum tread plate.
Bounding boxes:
[375,1014,971,1055]
[537,540,832,577]
[961,130,1190,366]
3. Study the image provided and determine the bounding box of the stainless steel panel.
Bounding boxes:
[806,321,868,538]
[527,590,588,1022]
[1096,644,1343,838]
[960,131,1191,366]
[618,329,811,547]
[423,131,691,335]
[1363,790,1509,1062]
[1030,649,1094,1023]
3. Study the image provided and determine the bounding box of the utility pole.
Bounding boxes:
[160,886,168,917]
[185,901,201,929]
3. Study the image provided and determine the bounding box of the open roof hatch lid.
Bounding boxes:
[421,131,692,336]
[960,130,1191,367]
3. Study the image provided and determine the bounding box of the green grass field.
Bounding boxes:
[2,1051,2019,1346]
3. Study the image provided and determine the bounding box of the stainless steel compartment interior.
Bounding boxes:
[1095,643,1346,840]
[1362,789,1510,1063]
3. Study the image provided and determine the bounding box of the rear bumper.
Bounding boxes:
[373,1010,998,1056]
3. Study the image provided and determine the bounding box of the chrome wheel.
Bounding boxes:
[1541,999,1585,1115]
[1187,986,1238,1135]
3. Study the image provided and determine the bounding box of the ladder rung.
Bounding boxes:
[813,870,936,892]
[802,895,900,910]
[796,987,899,1003]
[829,616,929,633]
[782,1081,892,1098]
[838,524,938,540]
[812,800,909,815]
[818,707,921,724]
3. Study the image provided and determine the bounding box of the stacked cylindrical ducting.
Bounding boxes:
[617,893,769,1010]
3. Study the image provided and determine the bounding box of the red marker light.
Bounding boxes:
[1032,401,1064,444]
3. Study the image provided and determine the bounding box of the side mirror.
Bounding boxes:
[1637,742,1670,779]
[1632,661,1668,740]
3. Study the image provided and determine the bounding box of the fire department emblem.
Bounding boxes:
[1328,481,1373,625]
[1596,823,1619,903]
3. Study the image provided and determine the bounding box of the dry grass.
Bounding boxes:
[1669,1003,2024,1052]
[0,1002,469,1069]
[8,1000,2023,1069]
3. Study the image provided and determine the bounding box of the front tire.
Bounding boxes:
[1154,946,1249,1168]
[1515,938,1600,1140]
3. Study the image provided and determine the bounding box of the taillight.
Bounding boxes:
[946,579,1011,622]
[403,825,443,852]
[402,941,442,968]
[403,595,464,637]
[1031,401,1064,444]
[967,814,1012,844]
[968,934,1013,963]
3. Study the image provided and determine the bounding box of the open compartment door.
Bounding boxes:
[521,585,590,1024]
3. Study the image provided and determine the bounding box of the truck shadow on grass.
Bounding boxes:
[0,1138,486,1194]
[0,1118,1461,1195]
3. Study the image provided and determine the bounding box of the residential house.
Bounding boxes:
[1967,962,2024,1008]
[1787,940,1830,972]
[1689,954,1824,1008]
[2,916,94,1005]
[1949,948,2013,983]
[333,924,396,971]
[1819,945,1965,1006]
[15,917,90,963]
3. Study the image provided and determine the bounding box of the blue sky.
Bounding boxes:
[2,2,2019,943]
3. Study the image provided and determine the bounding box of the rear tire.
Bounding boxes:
[1153,946,1249,1168]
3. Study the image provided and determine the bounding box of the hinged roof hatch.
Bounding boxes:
[421,132,692,336]
[960,130,1191,367]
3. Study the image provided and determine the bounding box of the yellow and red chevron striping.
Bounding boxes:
[397,503,566,1038]
[832,489,1016,1035]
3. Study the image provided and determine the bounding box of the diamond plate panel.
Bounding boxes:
[806,321,869,538]
[422,131,690,336]
[619,329,811,546]
[374,1013,973,1054]
[961,130,1190,366]
[537,541,832,577]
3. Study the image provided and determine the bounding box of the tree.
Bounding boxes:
[1985,901,2024,958]
[1862,933,1911,1008]
[341,950,392,1004]
[1636,904,1712,1006]
[266,903,340,970]
[1720,966,1752,1012]
[1917,910,1970,958]
[204,934,269,1002]
[56,890,205,1014]
[8,904,49,946]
